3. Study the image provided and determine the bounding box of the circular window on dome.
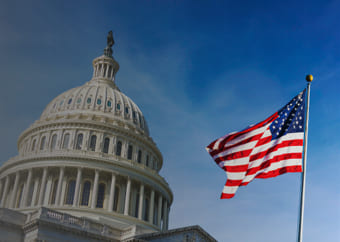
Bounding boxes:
[125,107,129,114]
[116,103,121,110]
[87,98,91,104]
[107,100,112,107]
[68,98,72,104]
[77,98,82,103]
[97,99,102,105]
[132,111,136,118]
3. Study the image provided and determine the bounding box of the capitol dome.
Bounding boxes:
[0,32,173,240]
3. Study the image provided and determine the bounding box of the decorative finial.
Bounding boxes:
[306,74,313,82]
[104,30,114,57]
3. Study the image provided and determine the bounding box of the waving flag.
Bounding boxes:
[206,89,306,199]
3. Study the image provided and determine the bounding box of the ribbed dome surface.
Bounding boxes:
[40,75,149,136]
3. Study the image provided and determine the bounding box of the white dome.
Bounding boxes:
[40,54,150,136]
[40,81,150,136]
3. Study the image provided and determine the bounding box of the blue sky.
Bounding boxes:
[0,0,339,241]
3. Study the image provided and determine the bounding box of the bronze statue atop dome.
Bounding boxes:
[107,31,114,48]
[104,30,114,57]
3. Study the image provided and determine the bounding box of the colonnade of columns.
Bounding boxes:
[0,166,170,230]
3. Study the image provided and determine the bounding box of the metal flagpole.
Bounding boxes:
[297,74,313,242]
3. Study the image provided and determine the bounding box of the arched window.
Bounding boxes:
[40,136,46,150]
[50,179,58,205]
[146,155,149,167]
[103,137,110,153]
[137,150,142,163]
[31,139,36,151]
[127,145,133,160]
[76,133,83,150]
[116,141,122,156]
[143,197,149,221]
[113,186,120,211]
[81,181,91,206]
[96,183,106,208]
[51,134,57,150]
[89,135,97,151]
[65,180,76,205]
[62,133,70,149]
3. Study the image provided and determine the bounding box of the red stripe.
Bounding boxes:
[246,153,302,176]
[255,165,302,178]
[217,149,252,162]
[255,135,272,147]
[224,164,249,172]
[249,139,303,161]
[239,165,302,186]
[209,133,263,157]
[221,193,235,199]
[208,112,278,153]
[225,179,243,186]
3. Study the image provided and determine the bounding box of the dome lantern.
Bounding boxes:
[92,31,120,83]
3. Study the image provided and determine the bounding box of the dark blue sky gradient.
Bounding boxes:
[0,0,339,241]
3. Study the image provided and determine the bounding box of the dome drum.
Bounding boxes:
[0,163,171,231]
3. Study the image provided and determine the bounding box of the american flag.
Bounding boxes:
[206,89,306,199]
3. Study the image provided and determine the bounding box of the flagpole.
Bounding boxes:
[297,74,312,242]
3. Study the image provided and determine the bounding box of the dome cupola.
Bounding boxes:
[91,31,120,85]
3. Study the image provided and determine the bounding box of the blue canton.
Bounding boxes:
[270,89,306,140]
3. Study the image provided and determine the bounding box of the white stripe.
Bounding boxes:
[248,146,303,169]
[212,124,271,160]
[225,171,247,180]
[223,124,269,148]
[220,157,249,167]
[251,132,304,155]
[212,140,258,160]
[222,185,239,195]
[242,159,302,183]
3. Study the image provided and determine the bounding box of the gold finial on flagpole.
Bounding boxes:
[306,74,313,82]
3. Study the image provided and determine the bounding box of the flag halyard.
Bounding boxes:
[206,89,306,199]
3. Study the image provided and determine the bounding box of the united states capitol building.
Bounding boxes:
[0,32,216,242]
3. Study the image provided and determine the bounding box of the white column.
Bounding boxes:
[73,168,82,207]
[83,131,90,151]
[9,172,20,208]
[55,167,65,205]
[95,133,103,152]
[43,176,53,206]
[124,177,131,215]
[38,168,48,206]
[149,189,155,223]
[1,176,10,207]
[162,200,168,231]
[157,195,163,227]
[138,184,144,219]
[59,177,67,206]
[22,169,32,207]
[108,137,115,154]
[108,173,116,212]
[30,178,39,207]
[91,170,99,209]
